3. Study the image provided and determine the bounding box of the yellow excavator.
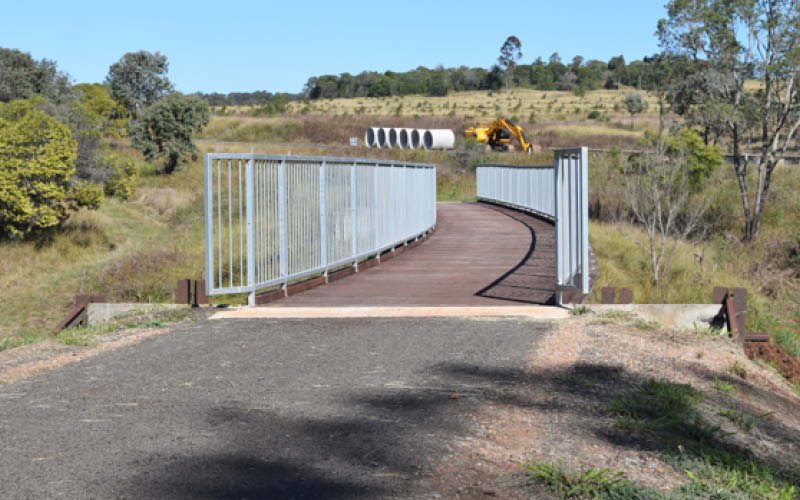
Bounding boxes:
[464,117,535,153]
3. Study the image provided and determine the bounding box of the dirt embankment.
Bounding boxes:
[429,313,800,499]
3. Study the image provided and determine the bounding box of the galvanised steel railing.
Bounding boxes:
[476,148,589,305]
[476,164,555,219]
[204,154,436,303]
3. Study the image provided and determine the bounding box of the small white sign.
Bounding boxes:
[349,137,358,147]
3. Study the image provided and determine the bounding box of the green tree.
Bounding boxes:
[73,83,127,137]
[607,55,627,89]
[427,68,449,97]
[101,153,138,200]
[130,93,209,173]
[106,51,173,119]
[658,0,800,240]
[498,36,522,90]
[0,99,101,238]
[622,92,648,129]
[0,48,72,104]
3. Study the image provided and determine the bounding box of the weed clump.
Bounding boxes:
[606,378,798,498]
[524,460,663,499]
[98,250,182,303]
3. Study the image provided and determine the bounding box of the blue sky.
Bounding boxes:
[4,1,667,94]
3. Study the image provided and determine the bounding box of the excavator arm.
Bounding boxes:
[464,117,533,153]
[486,118,532,153]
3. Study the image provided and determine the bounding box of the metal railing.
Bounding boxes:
[476,147,589,305]
[476,164,555,219]
[204,154,436,302]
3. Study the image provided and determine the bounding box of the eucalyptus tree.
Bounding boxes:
[658,0,800,240]
[498,36,522,90]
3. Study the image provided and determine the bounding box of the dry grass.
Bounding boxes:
[136,187,196,217]
[272,87,662,122]
[213,87,663,150]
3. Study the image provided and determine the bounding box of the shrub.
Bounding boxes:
[0,99,87,238]
[587,110,601,120]
[102,154,139,200]
[69,181,104,210]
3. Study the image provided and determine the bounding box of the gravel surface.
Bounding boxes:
[0,316,553,499]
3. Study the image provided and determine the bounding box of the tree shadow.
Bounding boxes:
[473,203,557,305]
[123,360,800,498]
[125,454,369,500]
[431,361,800,487]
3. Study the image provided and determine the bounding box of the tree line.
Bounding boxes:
[300,53,660,99]
[195,90,303,107]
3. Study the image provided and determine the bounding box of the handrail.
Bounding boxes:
[204,154,437,304]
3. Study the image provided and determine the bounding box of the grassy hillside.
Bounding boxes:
[0,143,205,349]
[214,87,660,150]
[228,87,659,125]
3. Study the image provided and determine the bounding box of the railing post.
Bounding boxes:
[374,162,380,260]
[390,164,396,254]
[245,156,255,306]
[580,147,589,294]
[278,160,288,295]
[351,162,358,270]
[433,166,437,227]
[204,154,214,296]
[554,153,562,306]
[319,161,328,282]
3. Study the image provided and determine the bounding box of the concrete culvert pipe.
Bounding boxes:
[399,128,414,149]
[411,129,425,149]
[423,129,455,150]
[365,127,380,148]
[377,128,391,148]
[389,128,401,148]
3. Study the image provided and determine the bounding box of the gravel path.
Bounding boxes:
[0,316,553,499]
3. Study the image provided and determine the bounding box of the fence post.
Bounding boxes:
[351,162,358,270]
[278,160,288,295]
[245,156,255,306]
[319,161,328,282]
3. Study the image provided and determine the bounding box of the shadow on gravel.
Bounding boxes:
[125,360,800,499]
[126,454,368,499]
[125,395,468,499]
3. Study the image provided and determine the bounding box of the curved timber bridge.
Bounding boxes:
[203,150,593,311]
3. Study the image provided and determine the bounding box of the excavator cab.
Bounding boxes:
[495,129,511,140]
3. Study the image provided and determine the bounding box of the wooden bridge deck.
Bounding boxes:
[268,202,560,307]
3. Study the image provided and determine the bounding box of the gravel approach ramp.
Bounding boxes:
[271,201,558,307]
[0,316,553,499]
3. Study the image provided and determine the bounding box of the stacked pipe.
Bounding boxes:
[364,127,454,150]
